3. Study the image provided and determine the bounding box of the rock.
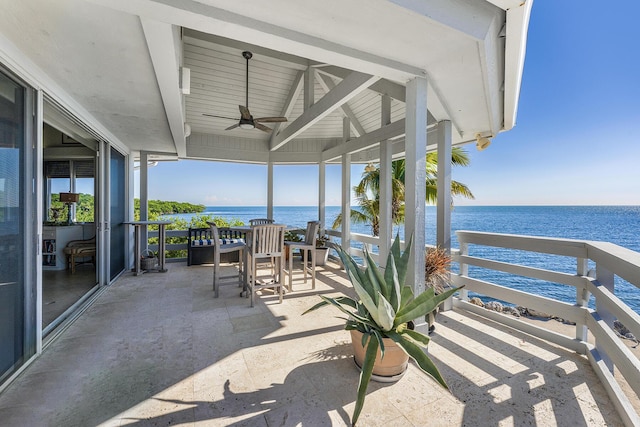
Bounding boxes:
[516,306,529,316]
[526,308,552,318]
[502,306,521,317]
[469,297,484,307]
[614,320,638,343]
[485,301,503,312]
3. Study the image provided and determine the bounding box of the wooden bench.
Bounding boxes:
[187,227,245,266]
[63,236,96,273]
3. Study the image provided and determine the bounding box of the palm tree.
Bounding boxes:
[332,147,474,236]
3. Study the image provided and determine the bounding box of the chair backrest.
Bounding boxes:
[304,221,320,245]
[209,224,222,250]
[250,224,285,258]
[249,218,275,226]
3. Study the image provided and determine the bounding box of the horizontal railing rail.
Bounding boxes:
[453,230,640,426]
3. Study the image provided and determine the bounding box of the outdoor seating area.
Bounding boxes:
[0,261,624,425]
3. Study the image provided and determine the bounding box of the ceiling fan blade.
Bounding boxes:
[225,123,240,131]
[203,113,237,121]
[255,122,272,133]
[239,105,252,120]
[255,117,288,123]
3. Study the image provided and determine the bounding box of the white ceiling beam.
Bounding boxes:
[485,0,527,11]
[90,0,425,83]
[316,66,406,101]
[317,73,366,137]
[271,71,380,150]
[304,66,315,110]
[183,29,315,71]
[269,70,304,148]
[503,1,533,131]
[316,66,438,126]
[322,119,406,162]
[140,18,187,157]
[388,0,497,40]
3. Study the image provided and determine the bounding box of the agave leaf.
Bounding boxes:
[347,269,381,322]
[371,329,385,359]
[383,252,401,311]
[387,331,448,389]
[333,243,374,299]
[395,286,461,326]
[310,295,374,326]
[401,327,430,347]
[397,235,412,288]
[352,335,379,426]
[363,247,384,303]
[302,295,357,315]
[374,291,396,331]
[399,284,414,309]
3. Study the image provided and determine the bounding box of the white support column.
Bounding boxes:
[404,77,428,298]
[304,66,315,111]
[267,160,274,219]
[379,94,392,263]
[436,120,453,311]
[436,120,452,250]
[341,117,351,254]
[319,160,326,231]
[140,151,149,250]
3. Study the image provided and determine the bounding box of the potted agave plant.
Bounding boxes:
[303,235,461,425]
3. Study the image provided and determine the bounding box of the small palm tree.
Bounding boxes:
[332,147,474,236]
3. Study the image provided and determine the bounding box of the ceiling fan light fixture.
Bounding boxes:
[476,133,491,151]
[239,117,254,129]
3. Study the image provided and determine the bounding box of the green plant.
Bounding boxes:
[303,235,461,425]
[284,230,303,242]
[316,233,329,248]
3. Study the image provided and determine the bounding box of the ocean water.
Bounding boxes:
[164,205,640,313]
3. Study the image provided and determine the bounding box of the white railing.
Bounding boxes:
[452,230,640,426]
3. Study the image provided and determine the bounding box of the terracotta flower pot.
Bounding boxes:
[350,329,409,380]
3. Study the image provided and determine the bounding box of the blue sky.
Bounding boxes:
[143,1,640,207]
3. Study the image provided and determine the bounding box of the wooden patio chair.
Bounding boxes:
[210,224,246,298]
[246,224,285,307]
[285,221,320,291]
[249,218,274,226]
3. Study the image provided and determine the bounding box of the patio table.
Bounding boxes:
[124,220,171,275]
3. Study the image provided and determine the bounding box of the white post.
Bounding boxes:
[341,117,351,255]
[140,151,149,250]
[436,121,453,311]
[436,121,452,250]
[379,94,392,263]
[267,160,274,219]
[404,77,428,298]
[576,257,589,342]
[319,160,326,232]
[596,264,615,372]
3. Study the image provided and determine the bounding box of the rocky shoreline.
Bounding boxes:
[467,297,638,348]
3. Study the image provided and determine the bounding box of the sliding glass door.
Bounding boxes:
[0,69,36,384]
[109,147,125,281]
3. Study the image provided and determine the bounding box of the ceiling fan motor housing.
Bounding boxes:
[239,116,254,129]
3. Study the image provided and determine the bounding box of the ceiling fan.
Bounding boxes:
[203,51,287,132]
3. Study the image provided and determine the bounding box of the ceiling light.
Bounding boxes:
[239,117,254,129]
[476,134,491,151]
[364,163,376,172]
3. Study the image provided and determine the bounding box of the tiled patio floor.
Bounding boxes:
[0,262,625,426]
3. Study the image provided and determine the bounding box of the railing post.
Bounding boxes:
[575,257,589,342]
[459,240,469,302]
[595,262,615,372]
